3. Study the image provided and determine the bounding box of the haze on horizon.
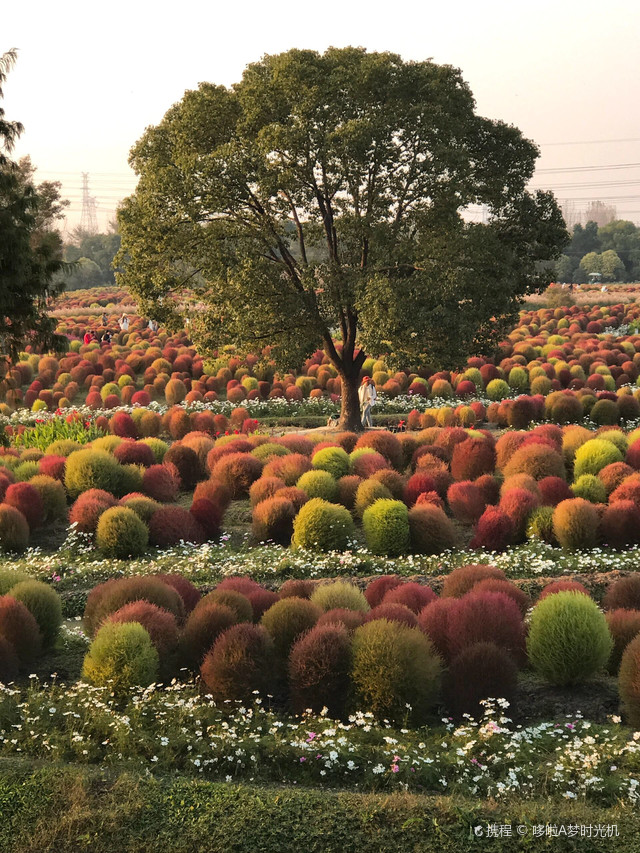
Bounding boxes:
[3,0,640,232]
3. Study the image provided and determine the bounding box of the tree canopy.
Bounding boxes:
[0,49,66,361]
[117,47,567,428]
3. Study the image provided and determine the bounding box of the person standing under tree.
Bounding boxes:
[358,376,377,429]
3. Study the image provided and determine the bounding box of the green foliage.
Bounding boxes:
[351,620,441,724]
[95,506,149,558]
[310,581,370,613]
[312,447,350,479]
[196,589,253,624]
[485,379,510,401]
[292,498,355,551]
[117,47,566,428]
[8,580,62,647]
[573,439,623,479]
[62,230,121,289]
[12,418,104,452]
[571,474,607,503]
[0,504,29,553]
[295,469,338,502]
[526,591,612,686]
[0,569,31,595]
[353,478,392,520]
[82,621,159,696]
[526,506,557,545]
[260,597,321,658]
[64,449,122,499]
[362,499,410,557]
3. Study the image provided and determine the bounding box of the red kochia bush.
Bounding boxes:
[446,590,526,664]
[316,608,365,632]
[109,412,138,439]
[499,487,539,541]
[142,465,179,503]
[610,475,640,507]
[364,603,418,628]
[600,500,640,548]
[114,440,155,467]
[470,506,514,551]
[444,641,519,720]
[180,603,237,670]
[606,609,640,673]
[108,600,179,656]
[450,438,496,482]
[83,576,185,636]
[538,579,589,601]
[200,623,275,701]
[471,578,530,615]
[447,481,486,523]
[0,595,42,666]
[354,431,404,471]
[4,483,44,530]
[538,476,573,506]
[246,588,279,621]
[404,473,436,507]
[263,453,313,486]
[441,564,507,598]
[364,576,403,608]
[417,597,460,662]
[155,574,201,613]
[350,451,389,479]
[189,499,223,540]
[474,474,500,506]
[69,492,115,534]
[148,505,206,546]
[206,439,253,471]
[288,623,352,717]
[210,453,263,499]
[383,582,437,613]
[163,444,202,489]
[38,454,66,481]
[279,579,314,600]
[604,576,640,611]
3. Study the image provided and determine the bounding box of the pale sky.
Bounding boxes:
[3,0,640,230]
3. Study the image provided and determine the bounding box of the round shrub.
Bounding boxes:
[252,496,296,545]
[142,465,178,503]
[354,431,404,471]
[499,487,540,542]
[552,498,599,549]
[83,576,184,637]
[417,597,460,661]
[469,506,514,551]
[279,579,314,600]
[606,610,640,674]
[114,441,155,468]
[444,641,518,720]
[249,476,286,508]
[4,482,44,530]
[189,498,222,541]
[364,576,403,609]
[193,479,231,510]
[447,591,526,664]
[538,579,589,600]
[503,444,565,481]
[471,578,530,615]
[141,437,169,463]
[246,588,279,621]
[9,580,62,648]
[362,499,410,557]
[599,462,634,494]
[349,450,388,479]
[121,495,162,523]
[148,505,205,546]
[38,454,66,481]
[450,438,496,482]
[486,378,510,401]
[292,498,355,552]
[64,449,122,499]
[289,623,352,716]
[69,489,116,534]
[108,600,178,658]
[447,481,486,523]
[0,504,29,553]
[603,575,640,611]
[312,446,350,479]
[538,476,573,506]
[600,500,640,548]
[163,444,201,490]
[27,475,67,523]
[96,506,149,558]
[296,469,339,502]
[442,564,506,598]
[263,453,312,486]
[261,596,321,658]
[351,620,441,724]
[0,595,42,667]
[180,603,237,670]
[571,474,607,504]
[310,581,369,613]
[353,479,392,519]
[316,608,365,632]
[526,506,557,545]
[82,621,159,696]
[155,574,201,613]
[364,602,418,628]
[200,623,275,702]
[573,438,623,479]
[404,472,436,507]
[195,589,253,624]
[0,570,31,595]
[336,475,362,511]
[210,453,263,499]
[383,582,437,613]
[526,591,612,686]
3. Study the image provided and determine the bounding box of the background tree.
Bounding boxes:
[0,49,66,362]
[61,225,121,289]
[117,47,567,429]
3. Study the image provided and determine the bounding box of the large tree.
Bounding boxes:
[117,47,567,429]
[0,49,66,361]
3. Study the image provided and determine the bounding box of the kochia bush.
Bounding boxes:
[82,621,159,697]
[292,498,355,552]
[200,623,275,702]
[552,498,599,550]
[362,499,410,557]
[96,506,149,558]
[288,623,352,717]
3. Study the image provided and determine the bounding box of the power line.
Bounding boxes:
[539,137,640,147]
[536,162,640,174]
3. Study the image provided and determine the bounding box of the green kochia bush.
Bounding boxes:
[362,499,410,557]
[571,474,607,504]
[310,581,370,613]
[64,449,122,499]
[82,621,159,697]
[95,506,149,558]
[292,498,355,551]
[312,446,350,480]
[526,591,612,686]
[261,597,321,658]
[9,580,62,648]
[296,470,339,502]
[351,619,441,724]
[572,438,623,479]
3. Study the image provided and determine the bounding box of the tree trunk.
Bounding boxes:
[338,370,363,432]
